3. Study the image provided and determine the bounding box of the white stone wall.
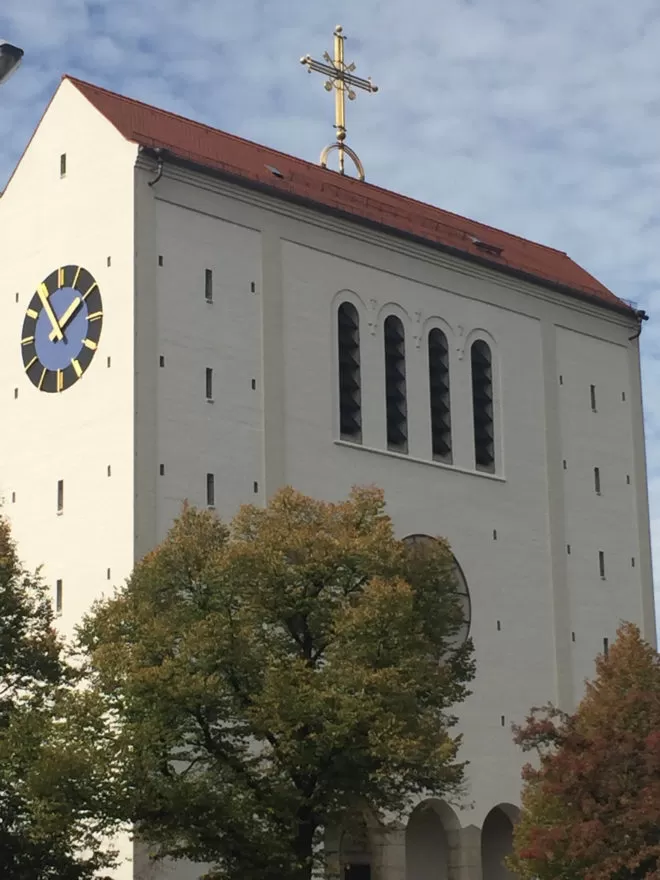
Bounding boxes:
[134,160,655,843]
[0,81,138,879]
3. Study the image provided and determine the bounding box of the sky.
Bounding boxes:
[2,0,660,622]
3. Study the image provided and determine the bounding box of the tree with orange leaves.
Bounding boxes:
[509,622,660,880]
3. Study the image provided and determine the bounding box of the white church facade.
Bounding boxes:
[0,76,656,880]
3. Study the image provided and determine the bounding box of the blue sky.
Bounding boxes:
[2,0,660,622]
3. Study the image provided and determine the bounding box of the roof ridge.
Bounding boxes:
[65,75,569,259]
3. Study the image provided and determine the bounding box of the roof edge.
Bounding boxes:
[139,146,637,320]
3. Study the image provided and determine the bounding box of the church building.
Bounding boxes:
[0,59,655,880]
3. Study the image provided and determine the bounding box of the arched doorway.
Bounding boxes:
[481,805,518,880]
[405,799,459,880]
[340,813,372,880]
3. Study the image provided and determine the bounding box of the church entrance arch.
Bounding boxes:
[405,799,460,880]
[340,813,373,880]
[480,804,519,880]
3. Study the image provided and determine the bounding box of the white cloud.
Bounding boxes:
[2,0,660,629]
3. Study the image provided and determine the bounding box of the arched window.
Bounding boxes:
[384,315,408,454]
[471,339,495,471]
[337,302,362,443]
[428,329,452,463]
[402,534,471,649]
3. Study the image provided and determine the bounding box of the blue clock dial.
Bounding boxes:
[21,266,103,393]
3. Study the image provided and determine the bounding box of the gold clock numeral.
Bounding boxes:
[57,370,64,392]
[72,266,82,290]
[83,338,97,350]
[71,358,82,378]
[21,335,34,345]
[26,308,38,318]
[88,311,103,321]
[25,356,37,371]
[58,267,64,288]
[37,368,47,390]
[83,282,98,301]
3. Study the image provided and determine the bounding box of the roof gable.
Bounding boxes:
[66,75,631,315]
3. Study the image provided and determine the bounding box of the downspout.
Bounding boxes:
[629,309,649,342]
[147,147,164,188]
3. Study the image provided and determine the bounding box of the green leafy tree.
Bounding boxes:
[80,486,475,880]
[0,516,120,880]
[509,622,660,880]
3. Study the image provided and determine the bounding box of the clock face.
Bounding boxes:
[21,266,103,393]
[403,533,472,648]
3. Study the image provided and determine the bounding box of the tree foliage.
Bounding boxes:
[509,622,660,880]
[80,486,475,880]
[0,516,120,880]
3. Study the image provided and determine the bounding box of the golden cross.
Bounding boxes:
[301,25,378,181]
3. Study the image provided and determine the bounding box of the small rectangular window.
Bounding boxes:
[107,465,112,477]
[60,153,67,177]
[158,255,164,267]
[205,269,213,303]
[632,557,636,568]
[626,474,631,485]
[594,467,601,494]
[590,384,597,411]
[205,368,213,400]
[57,480,64,513]
[56,580,63,613]
[571,631,576,642]
[206,473,215,507]
[159,355,165,368]
[603,637,609,657]
[622,391,626,401]
[599,550,605,578]
[159,464,165,476]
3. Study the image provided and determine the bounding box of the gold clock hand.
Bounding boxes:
[37,283,63,341]
[48,296,81,341]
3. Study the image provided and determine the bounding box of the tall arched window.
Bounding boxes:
[428,328,452,463]
[471,339,495,471]
[384,315,408,454]
[337,302,362,443]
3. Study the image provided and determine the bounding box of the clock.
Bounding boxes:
[21,265,103,393]
[402,533,471,648]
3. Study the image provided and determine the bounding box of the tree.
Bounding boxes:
[79,486,475,880]
[0,515,120,880]
[509,622,660,880]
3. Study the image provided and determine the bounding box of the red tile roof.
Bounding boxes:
[67,75,633,316]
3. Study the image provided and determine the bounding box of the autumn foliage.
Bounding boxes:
[509,622,660,880]
[79,486,474,880]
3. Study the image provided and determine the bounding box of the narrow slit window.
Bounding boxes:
[384,315,408,453]
[428,328,452,462]
[56,580,63,613]
[594,466,601,494]
[57,479,64,513]
[60,153,67,177]
[590,384,597,411]
[206,473,215,508]
[206,368,213,401]
[599,550,605,578]
[471,340,495,472]
[603,637,609,657]
[337,302,362,443]
[205,269,213,303]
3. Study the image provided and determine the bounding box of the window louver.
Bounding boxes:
[337,302,362,442]
[428,328,452,462]
[471,340,494,471]
[384,315,408,453]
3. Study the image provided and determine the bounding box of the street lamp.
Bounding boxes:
[0,42,24,86]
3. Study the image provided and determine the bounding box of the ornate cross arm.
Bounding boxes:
[300,25,379,181]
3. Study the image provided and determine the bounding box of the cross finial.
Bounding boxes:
[300,25,378,181]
